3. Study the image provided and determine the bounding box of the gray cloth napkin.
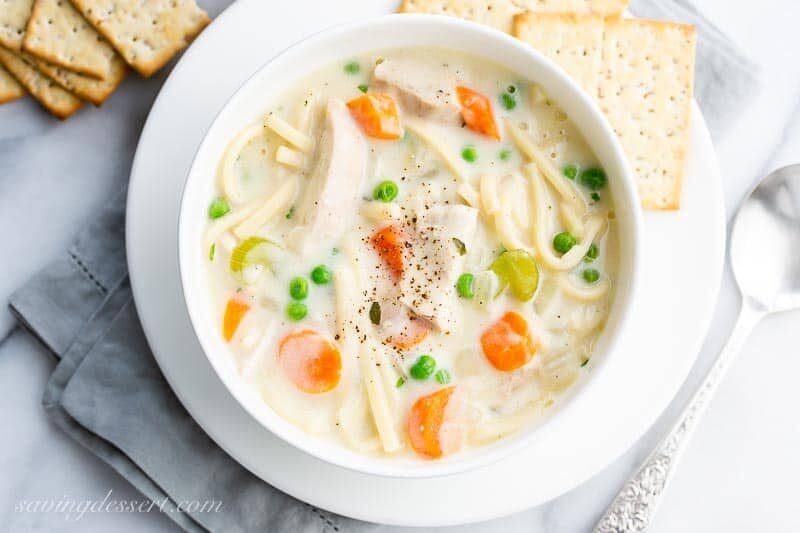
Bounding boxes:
[8,2,758,532]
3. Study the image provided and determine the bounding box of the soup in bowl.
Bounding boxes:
[179,15,641,477]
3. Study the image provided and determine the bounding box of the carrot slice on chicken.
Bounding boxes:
[371,225,404,280]
[346,93,403,140]
[407,386,457,459]
[456,86,500,140]
[222,297,250,342]
[278,330,342,394]
[480,311,536,371]
[387,314,429,350]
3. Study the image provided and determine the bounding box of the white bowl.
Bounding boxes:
[179,14,643,479]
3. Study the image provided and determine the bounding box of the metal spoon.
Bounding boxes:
[594,164,800,532]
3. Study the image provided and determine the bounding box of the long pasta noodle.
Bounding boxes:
[494,182,532,252]
[220,123,264,204]
[479,173,500,216]
[557,273,610,302]
[506,118,586,213]
[335,241,401,453]
[337,383,382,453]
[457,182,480,207]
[559,201,584,239]
[203,195,266,250]
[470,396,551,443]
[233,178,297,239]
[264,113,313,152]
[525,164,605,271]
[404,121,468,182]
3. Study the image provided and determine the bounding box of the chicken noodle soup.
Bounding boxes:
[202,48,616,459]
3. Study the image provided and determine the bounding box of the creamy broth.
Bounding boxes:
[202,48,616,459]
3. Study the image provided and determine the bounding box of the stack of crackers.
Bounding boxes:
[400,0,696,209]
[0,0,210,119]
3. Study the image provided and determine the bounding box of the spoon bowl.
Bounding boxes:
[731,164,800,312]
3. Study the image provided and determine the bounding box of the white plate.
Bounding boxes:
[126,0,725,527]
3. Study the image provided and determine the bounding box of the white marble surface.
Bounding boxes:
[1,0,799,531]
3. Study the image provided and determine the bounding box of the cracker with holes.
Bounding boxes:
[68,0,211,77]
[513,13,604,95]
[23,0,127,82]
[0,47,83,118]
[0,63,26,103]
[399,0,629,33]
[514,15,695,209]
[26,48,125,105]
[598,19,695,209]
[0,0,35,51]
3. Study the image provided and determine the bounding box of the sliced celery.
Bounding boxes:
[489,249,539,301]
[229,237,278,276]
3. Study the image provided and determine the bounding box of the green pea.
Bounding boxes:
[499,148,512,161]
[462,146,478,163]
[344,61,360,74]
[409,355,436,380]
[456,273,474,298]
[289,277,308,300]
[563,164,578,180]
[500,92,516,110]
[208,198,230,219]
[286,301,308,321]
[580,167,607,190]
[358,84,369,93]
[583,268,600,284]
[373,180,399,202]
[435,369,451,385]
[553,232,577,254]
[310,265,332,285]
[584,243,599,263]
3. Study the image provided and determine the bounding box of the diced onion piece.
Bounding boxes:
[539,352,580,392]
[473,270,500,305]
[265,113,313,152]
[361,201,401,222]
[275,145,305,168]
[529,84,546,106]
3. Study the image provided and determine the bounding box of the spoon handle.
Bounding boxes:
[593,298,765,533]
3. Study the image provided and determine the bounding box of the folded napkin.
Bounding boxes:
[9,2,758,531]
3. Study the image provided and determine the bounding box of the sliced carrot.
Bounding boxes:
[222,297,250,342]
[370,225,404,280]
[346,93,403,140]
[386,314,429,351]
[407,386,456,459]
[480,311,536,371]
[456,85,500,140]
[278,330,342,394]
